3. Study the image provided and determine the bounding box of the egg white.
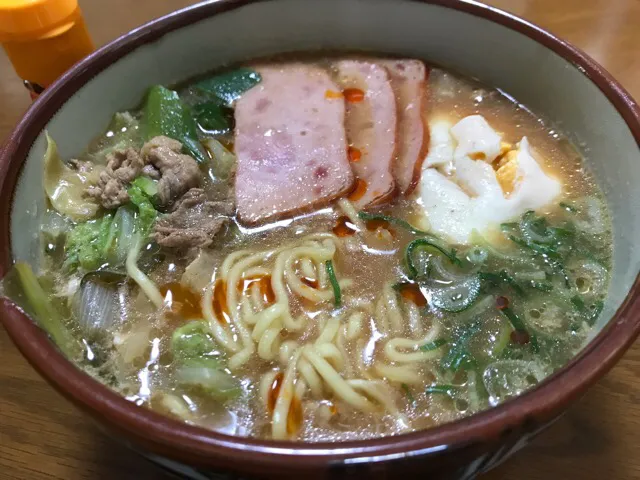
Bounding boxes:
[418,115,561,245]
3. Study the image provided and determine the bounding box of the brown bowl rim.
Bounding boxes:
[1,0,639,472]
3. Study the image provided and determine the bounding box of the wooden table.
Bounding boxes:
[1,0,639,478]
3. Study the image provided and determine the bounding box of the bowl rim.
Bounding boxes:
[1,0,640,472]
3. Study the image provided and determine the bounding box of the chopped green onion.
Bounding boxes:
[425,384,458,396]
[571,295,604,327]
[507,234,562,260]
[500,305,527,332]
[570,295,588,313]
[479,270,525,296]
[420,338,447,352]
[357,211,429,235]
[530,334,540,353]
[589,300,604,326]
[500,222,519,232]
[401,383,416,406]
[500,305,539,353]
[440,321,481,372]
[325,260,341,307]
[520,211,556,245]
[405,238,461,279]
[528,281,553,292]
[429,275,482,313]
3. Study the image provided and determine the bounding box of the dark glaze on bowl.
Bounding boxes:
[1,1,639,478]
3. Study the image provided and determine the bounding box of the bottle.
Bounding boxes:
[0,0,94,100]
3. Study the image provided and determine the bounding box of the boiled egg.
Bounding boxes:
[450,114,502,162]
[418,115,561,244]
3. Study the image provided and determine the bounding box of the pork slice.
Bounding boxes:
[141,136,201,207]
[334,60,397,208]
[152,188,233,249]
[379,59,429,195]
[234,64,354,225]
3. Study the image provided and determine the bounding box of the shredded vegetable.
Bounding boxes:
[325,260,342,307]
[425,385,459,396]
[420,338,447,352]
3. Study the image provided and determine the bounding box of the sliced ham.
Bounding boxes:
[379,59,429,195]
[234,63,354,225]
[333,60,397,208]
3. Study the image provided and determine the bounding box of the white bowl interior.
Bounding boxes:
[11,0,640,335]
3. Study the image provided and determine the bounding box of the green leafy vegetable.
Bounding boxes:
[172,321,219,359]
[130,176,158,198]
[103,207,136,267]
[64,180,158,271]
[175,357,241,400]
[12,262,83,358]
[169,321,240,400]
[196,68,262,104]
[43,132,100,221]
[127,183,157,236]
[143,85,205,163]
[193,101,234,134]
[357,211,429,235]
[325,260,341,307]
[204,138,237,180]
[64,214,113,271]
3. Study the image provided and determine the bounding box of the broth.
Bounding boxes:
[5,56,611,442]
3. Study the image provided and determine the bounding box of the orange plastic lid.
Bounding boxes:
[0,0,78,38]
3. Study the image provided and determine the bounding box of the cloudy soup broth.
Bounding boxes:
[6,55,611,442]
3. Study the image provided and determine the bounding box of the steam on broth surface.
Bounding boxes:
[4,56,611,442]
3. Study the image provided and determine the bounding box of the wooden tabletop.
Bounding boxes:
[1,1,639,478]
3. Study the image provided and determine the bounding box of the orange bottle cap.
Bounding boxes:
[0,0,78,39]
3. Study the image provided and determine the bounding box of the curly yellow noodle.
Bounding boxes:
[298,357,324,398]
[302,345,376,413]
[346,311,364,340]
[315,315,341,345]
[314,343,345,371]
[374,363,423,384]
[383,323,443,363]
[202,280,241,353]
[272,349,302,440]
[337,198,365,230]
[279,340,299,365]
[405,301,425,337]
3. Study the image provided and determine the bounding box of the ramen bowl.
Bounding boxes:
[1,0,640,478]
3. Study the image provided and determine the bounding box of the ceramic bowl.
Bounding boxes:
[1,0,640,478]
